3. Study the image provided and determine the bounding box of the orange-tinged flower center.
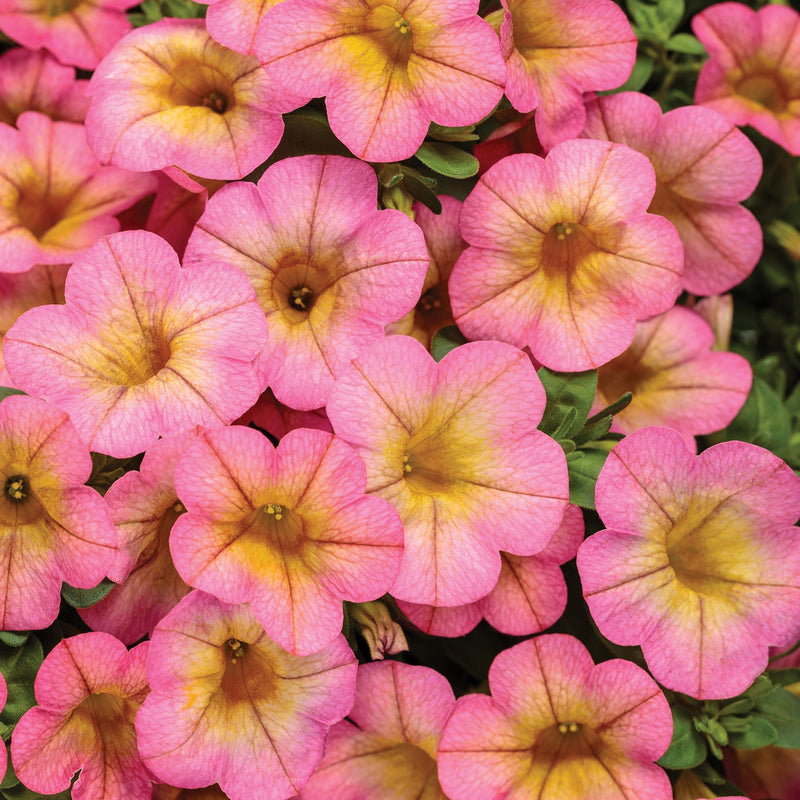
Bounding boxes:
[415,282,453,335]
[97,327,173,387]
[542,221,599,278]
[138,500,186,565]
[270,251,338,323]
[15,183,72,241]
[4,475,27,503]
[0,468,44,525]
[160,61,236,115]
[367,4,414,63]
[218,637,277,705]
[728,59,796,115]
[45,0,83,16]
[251,503,306,552]
[533,719,604,765]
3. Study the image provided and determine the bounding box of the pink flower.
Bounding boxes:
[399,503,584,637]
[593,304,752,449]
[583,91,763,295]
[4,230,269,458]
[136,590,357,800]
[578,427,800,699]
[489,0,637,148]
[0,111,155,274]
[170,425,404,655]
[0,394,118,630]
[449,141,684,371]
[184,154,428,410]
[256,0,506,161]
[236,389,332,439]
[79,432,199,644]
[693,2,800,156]
[300,661,455,800]
[11,633,150,800]
[0,0,135,70]
[326,335,569,607]
[86,18,295,180]
[0,48,89,126]
[438,634,673,800]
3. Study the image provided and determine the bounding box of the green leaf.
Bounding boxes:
[723,376,791,457]
[657,704,707,769]
[567,448,608,509]
[0,636,43,728]
[1,780,71,799]
[718,697,755,716]
[414,142,479,179]
[61,578,116,609]
[627,0,683,40]
[665,33,707,55]
[427,123,479,143]
[537,368,597,441]
[727,716,778,749]
[0,389,24,403]
[0,633,28,648]
[431,326,468,362]
[767,667,800,686]
[755,686,800,747]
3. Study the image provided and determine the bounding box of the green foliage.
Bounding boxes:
[61,578,116,609]
[627,0,684,41]
[0,390,24,403]
[414,142,479,179]
[431,326,468,362]
[658,703,707,769]
[128,0,205,25]
[376,163,441,214]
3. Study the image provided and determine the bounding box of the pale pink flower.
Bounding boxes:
[449,141,684,371]
[4,230,269,458]
[693,2,800,155]
[438,634,672,800]
[256,0,506,161]
[578,426,800,699]
[583,91,763,294]
[136,590,357,799]
[11,633,150,800]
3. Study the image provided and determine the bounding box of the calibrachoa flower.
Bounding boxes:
[449,140,684,371]
[198,0,282,55]
[386,195,465,349]
[692,2,800,156]
[183,154,428,410]
[593,304,752,449]
[437,634,673,800]
[583,91,763,295]
[326,335,569,606]
[256,0,506,161]
[79,431,199,644]
[489,0,637,148]
[4,230,269,458]
[578,426,800,699]
[0,0,135,70]
[136,590,357,800]
[0,394,118,630]
[398,502,584,637]
[86,18,296,180]
[0,48,89,126]
[11,633,150,800]
[0,111,155,274]
[300,661,455,800]
[170,425,404,655]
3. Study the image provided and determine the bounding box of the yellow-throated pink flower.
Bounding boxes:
[693,2,800,156]
[4,230,269,458]
[578,426,800,699]
[449,140,684,371]
[135,590,357,799]
[11,633,150,799]
[326,335,569,607]
[256,0,506,161]
[438,634,673,799]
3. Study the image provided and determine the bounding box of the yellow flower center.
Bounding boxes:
[558,721,580,734]
[4,475,27,502]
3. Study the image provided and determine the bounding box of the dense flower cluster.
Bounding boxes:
[0,0,798,798]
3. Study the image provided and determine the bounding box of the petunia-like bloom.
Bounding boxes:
[256,0,506,161]
[170,425,404,655]
[386,195,465,350]
[398,502,584,637]
[0,394,118,630]
[86,18,297,180]
[136,590,357,800]
[488,0,637,148]
[198,0,282,55]
[4,230,269,458]
[0,262,67,385]
[300,661,455,800]
[692,2,800,156]
[449,140,684,371]
[0,48,89,126]
[79,432,200,644]
[11,633,150,800]
[438,634,673,800]
[583,91,763,295]
[183,154,428,410]
[326,335,569,607]
[0,111,156,274]
[0,0,135,70]
[578,426,800,699]
[593,304,752,450]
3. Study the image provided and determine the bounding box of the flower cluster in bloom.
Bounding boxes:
[0,0,799,798]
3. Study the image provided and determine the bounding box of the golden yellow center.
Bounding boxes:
[367,4,415,62]
[0,468,44,526]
